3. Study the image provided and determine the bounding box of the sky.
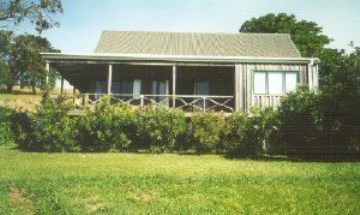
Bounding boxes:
[15,0,360,53]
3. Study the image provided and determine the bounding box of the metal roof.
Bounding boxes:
[94,31,301,58]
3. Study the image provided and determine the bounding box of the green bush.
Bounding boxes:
[76,99,134,152]
[225,108,280,156]
[0,106,15,146]
[188,112,227,153]
[278,87,360,156]
[28,96,77,151]
[277,88,321,155]
[133,105,186,151]
[10,111,32,149]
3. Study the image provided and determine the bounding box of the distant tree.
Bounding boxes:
[240,13,331,57]
[12,34,59,93]
[0,0,63,33]
[318,48,345,87]
[0,30,59,93]
[0,30,16,92]
[322,45,360,96]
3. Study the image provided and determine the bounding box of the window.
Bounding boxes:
[285,72,298,92]
[194,80,210,108]
[95,81,106,100]
[152,80,168,103]
[194,81,210,95]
[152,80,168,95]
[101,79,142,100]
[95,81,106,94]
[254,72,266,94]
[268,72,283,94]
[253,71,299,94]
[133,79,142,99]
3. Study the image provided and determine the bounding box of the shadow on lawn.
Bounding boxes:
[224,153,360,162]
[11,145,360,162]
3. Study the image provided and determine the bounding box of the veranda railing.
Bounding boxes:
[75,93,235,112]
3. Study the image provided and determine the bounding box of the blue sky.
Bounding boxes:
[16,0,360,53]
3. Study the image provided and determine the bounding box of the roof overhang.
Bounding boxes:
[41,52,320,65]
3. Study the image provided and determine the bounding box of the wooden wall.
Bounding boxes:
[235,63,317,112]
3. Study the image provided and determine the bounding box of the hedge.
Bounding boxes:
[0,106,15,146]
[5,92,360,157]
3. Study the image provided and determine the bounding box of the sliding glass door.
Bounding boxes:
[151,79,169,104]
[194,80,210,109]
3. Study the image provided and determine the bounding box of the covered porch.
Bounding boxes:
[51,62,236,112]
[43,53,319,113]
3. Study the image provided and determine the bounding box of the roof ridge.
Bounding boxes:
[101,30,291,37]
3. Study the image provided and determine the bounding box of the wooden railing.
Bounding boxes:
[252,95,284,109]
[77,94,234,112]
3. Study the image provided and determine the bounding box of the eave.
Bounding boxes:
[41,52,320,65]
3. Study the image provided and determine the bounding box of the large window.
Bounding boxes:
[194,80,210,108]
[253,71,299,94]
[95,79,142,100]
[152,80,169,103]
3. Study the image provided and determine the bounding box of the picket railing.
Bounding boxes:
[75,93,235,112]
[252,94,284,109]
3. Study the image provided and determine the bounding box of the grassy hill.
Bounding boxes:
[0,86,73,111]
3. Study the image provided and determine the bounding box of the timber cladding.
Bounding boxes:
[235,63,308,112]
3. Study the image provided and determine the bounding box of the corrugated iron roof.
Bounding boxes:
[94,30,301,58]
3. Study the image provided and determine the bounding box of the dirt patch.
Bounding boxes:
[83,194,107,213]
[8,187,34,215]
[133,191,160,203]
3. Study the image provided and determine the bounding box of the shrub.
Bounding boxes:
[0,106,15,146]
[76,99,134,152]
[225,108,280,156]
[278,88,321,155]
[10,111,32,149]
[188,112,227,153]
[278,87,360,156]
[133,105,186,151]
[28,96,77,151]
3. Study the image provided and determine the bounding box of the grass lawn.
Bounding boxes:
[0,147,359,214]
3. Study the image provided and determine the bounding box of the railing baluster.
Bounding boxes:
[140,95,144,107]
[203,96,206,111]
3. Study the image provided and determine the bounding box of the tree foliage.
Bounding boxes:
[0,0,63,33]
[240,13,331,57]
[0,30,59,93]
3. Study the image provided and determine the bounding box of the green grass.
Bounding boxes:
[0,148,359,214]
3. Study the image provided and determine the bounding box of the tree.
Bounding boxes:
[0,0,63,33]
[240,13,331,57]
[318,48,346,87]
[12,34,59,93]
[0,30,16,92]
[0,30,58,93]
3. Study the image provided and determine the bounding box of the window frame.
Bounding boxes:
[253,71,300,95]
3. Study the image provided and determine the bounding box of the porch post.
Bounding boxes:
[107,64,113,96]
[45,61,50,86]
[60,77,64,94]
[234,64,241,111]
[172,65,176,107]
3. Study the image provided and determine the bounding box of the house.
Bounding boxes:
[41,30,319,112]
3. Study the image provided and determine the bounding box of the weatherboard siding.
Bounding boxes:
[235,63,309,111]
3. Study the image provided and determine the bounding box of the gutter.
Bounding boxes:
[41,52,320,65]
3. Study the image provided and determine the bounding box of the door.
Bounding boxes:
[151,79,169,104]
[95,81,106,100]
[194,80,210,109]
[111,79,142,101]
